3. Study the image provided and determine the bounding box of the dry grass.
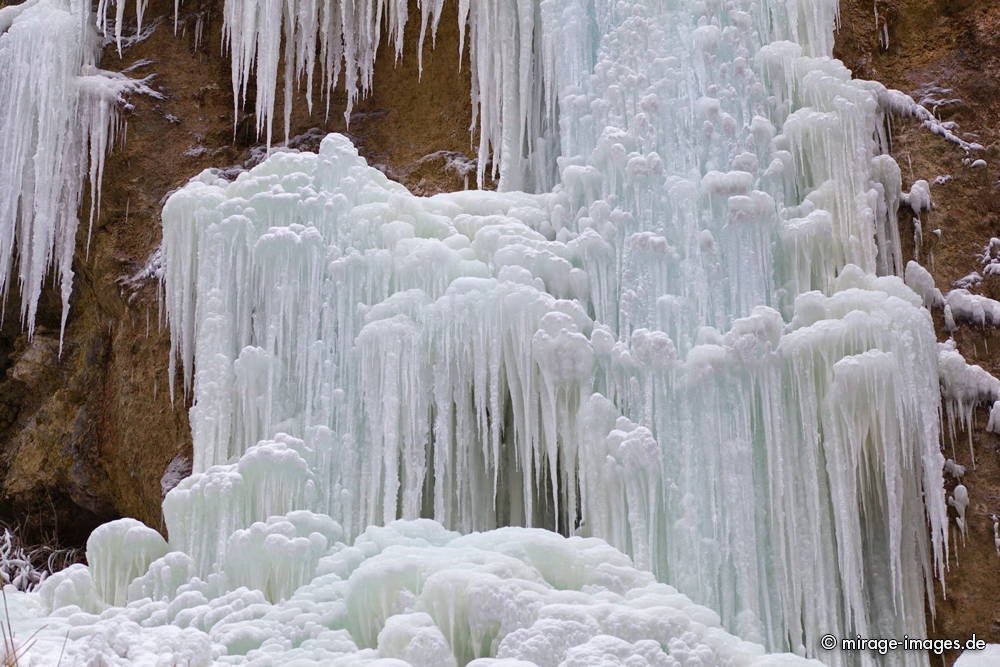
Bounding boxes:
[0,526,75,665]
[0,587,57,667]
[0,524,82,593]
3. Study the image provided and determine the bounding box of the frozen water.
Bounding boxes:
[938,339,1000,466]
[5,520,815,665]
[3,0,961,666]
[218,0,558,190]
[0,0,156,340]
[955,645,1000,666]
[153,0,947,663]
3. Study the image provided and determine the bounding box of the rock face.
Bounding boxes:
[1,0,997,660]
[835,0,1000,661]
[0,0,475,545]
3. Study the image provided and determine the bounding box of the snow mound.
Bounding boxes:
[7,520,815,666]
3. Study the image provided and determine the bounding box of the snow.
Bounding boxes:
[955,646,1000,666]
[7,520,817,666]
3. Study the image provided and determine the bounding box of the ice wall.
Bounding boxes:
[153,1,947,665]
[0,0,153,339]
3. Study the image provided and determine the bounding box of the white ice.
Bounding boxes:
[955,646,1000,666]
[0,0,155,340]
[5,519,817,666]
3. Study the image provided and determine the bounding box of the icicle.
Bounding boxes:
[0,0,157,341]
[993,514,1000,556]
[949,484,969,543]
[938,339,1000,466]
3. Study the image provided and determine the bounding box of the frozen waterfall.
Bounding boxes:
[0,0,956,666]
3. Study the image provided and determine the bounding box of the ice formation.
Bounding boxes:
[938,339,1000,463]
[903,260,943,308]
[905,257,1000,337]
[948,484,969,543]
[216,0,560,189]
[0,0,155,339]
[943,458,966,479]
[944,289,1000,329]
[153,0,949,661]
[4,519,818,665]
[950,645,1000,667]
[3,0,964,665]
[993,515,1000,556]
[0,525,80,592]
[902,179,931,215]
[931,249,1000,333]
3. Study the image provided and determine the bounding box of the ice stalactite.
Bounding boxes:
[949,484,969,543]
[0,0,156,340]
[217,0,558,190]
[938,340,1000,467]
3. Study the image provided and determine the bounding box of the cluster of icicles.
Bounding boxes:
[0,0,964,666]
[0,0,157,339]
